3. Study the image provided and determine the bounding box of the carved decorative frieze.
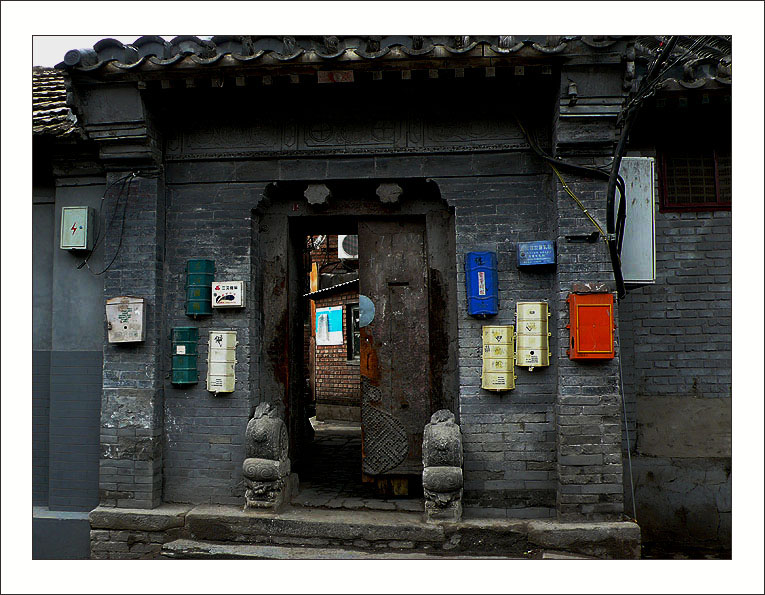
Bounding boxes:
[164,111,530,160]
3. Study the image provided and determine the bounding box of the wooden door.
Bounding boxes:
[358,219,431,479]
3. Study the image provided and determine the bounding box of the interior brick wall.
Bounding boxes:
[313,290,361,422]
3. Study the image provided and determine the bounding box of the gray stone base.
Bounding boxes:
[88,503,641,559]
[424,498,462,523]
[244,473,298,512]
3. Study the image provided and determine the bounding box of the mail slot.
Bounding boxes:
[567,293,615,360]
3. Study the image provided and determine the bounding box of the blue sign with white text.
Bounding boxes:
[517,241,556,267]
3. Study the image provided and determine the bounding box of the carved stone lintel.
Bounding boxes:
[376,182,402,204]
[304,183,330,205]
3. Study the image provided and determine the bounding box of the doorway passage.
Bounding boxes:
[296,230,423,511]
[293,417,423,512]
[258,179,458,512]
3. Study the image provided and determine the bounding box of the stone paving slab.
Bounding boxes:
[186,504,444,545]
[89,504,192,531]
[162,539,521,560]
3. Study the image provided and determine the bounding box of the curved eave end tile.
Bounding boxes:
[148,55,187,66]
[443,42,479,54]
[230,51,265,63]
[352,48,392,60]
[271,49,305,61]
[189,54,225,66]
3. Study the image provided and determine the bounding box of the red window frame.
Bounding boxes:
[658,149,731,212]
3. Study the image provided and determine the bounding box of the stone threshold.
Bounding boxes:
[89,504,641,559]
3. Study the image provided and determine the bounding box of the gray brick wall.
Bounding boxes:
[48,351,102,511]
[553,174,624,521]
[100,173,166,509]
[33,350,51,506]
[620,210,732,403]
[161,180,259,505]
[438,174,558,516]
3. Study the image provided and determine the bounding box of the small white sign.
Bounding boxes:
[212,281,245,308]
[316,306,344,346]
[478,271,486,296]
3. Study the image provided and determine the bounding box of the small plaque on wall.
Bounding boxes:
[316,306,344,346]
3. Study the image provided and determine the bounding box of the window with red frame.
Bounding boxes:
[659,149,731,211]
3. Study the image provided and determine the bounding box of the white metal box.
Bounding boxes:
[618,157,656,284]
[212,281,246,308]
[60,206,95,250]
[207,330,237,394]
[106,297,146,343]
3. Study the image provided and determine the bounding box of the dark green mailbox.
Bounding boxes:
[185,259,214,316]
[171,326,199,385]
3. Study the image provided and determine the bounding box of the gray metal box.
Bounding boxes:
[618,157,656,284]
[60,206,95,250]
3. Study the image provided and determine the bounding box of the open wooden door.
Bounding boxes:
[358,219,431,489]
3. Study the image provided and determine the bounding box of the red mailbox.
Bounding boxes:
[567,293,615,360]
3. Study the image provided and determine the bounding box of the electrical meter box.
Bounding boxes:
[60,206,95,250]
[207,330,237,394]
[515,301,551,370]
[106,296,146,343]
[465,251,498,317]
[212,281,245,308]
[481,325,516,391]
[171,327,199,385]
[567,293,615,360]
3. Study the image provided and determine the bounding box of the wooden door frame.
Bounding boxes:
[254,179,459,476]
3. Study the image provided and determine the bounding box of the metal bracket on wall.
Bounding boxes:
[565,231,600,243]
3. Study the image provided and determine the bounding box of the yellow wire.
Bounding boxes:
[549,164,608,243]
[514,114,608,246]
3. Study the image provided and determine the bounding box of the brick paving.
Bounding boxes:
[293,418,423,513]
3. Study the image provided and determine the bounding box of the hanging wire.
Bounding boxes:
[84,173,137,276]
[77,173,134,272]
[614,307,638,522]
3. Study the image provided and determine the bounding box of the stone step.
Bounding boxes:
[162,539,520,560]
[185,505,447,552]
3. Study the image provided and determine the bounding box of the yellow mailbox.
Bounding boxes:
[481,325,516,391]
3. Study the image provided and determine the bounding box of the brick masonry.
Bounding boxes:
[438,174,558,518]
[312,289,361,422]
[100,172,166,509]
[68,56,636,523]
[618,179,731,546]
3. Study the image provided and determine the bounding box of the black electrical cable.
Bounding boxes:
[607,36,679,299]
[515,114,628,260]
[88,174,135,276]
[77,173,133,271]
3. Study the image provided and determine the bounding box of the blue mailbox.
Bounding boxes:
[465,251,498,317]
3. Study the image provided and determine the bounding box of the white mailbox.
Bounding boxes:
[212,281,245,308]
[207,330,237,394]
[106,297,146,343]
[60,206,95,250]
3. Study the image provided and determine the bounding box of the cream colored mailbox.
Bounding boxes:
[481,325,516,391]
[106,297,146,343]
[515,301,551,371]
[207,330,237,395]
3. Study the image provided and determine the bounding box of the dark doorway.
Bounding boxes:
[256,179,457,509]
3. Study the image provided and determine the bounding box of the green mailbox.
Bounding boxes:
[171,326,199,385]
[185,259,215,316]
